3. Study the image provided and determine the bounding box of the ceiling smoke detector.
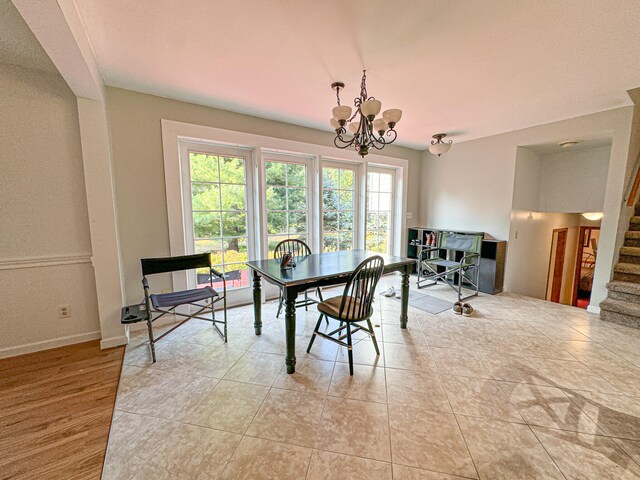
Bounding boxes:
[559,140,580,148]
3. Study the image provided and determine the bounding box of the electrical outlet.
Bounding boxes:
[58,304,71,318]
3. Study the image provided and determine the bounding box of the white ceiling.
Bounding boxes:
[73,0,640,149]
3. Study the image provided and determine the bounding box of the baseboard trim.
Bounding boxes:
[0,330,102,359]
[100,335,129,349]
[587,305,601,314]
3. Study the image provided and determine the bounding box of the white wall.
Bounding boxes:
[105,87,423,305]
[419,107,634,306]
[539,146,611,212]
[0,62,100,356]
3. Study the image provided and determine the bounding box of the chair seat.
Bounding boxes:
[423,258,462,268]
[151,286,218,308]
[318,295,367,321]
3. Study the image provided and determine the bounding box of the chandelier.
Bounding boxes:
[330,70,402,157]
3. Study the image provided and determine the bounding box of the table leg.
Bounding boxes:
[284,288,298,374]
[252,270,262,335]
[400,265,409,329]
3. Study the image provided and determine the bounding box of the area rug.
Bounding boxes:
[389,290,454,315]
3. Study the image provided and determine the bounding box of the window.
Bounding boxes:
[366,168,395,254]
[265,159,309,256]
[322,164,356,252]
[190,152,249,289]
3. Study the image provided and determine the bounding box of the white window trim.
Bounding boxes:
[161,119,410,299]
[367,165,397,255]
[260,151,316,257]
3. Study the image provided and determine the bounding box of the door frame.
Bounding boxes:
[571,226,600,306]
[546,227,568,303]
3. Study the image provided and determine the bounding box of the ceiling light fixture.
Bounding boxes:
[559,140,580,148]
[581,212,603,221]
[330,70,402,157]
[428,133,453,156]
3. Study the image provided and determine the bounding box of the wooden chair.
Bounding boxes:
[306,255,384,375]
[140,253,227,362]
[273,239,324,318]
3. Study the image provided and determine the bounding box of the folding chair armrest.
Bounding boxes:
[419,247,439,259]
[211,267,224,278]
[142,277,150,290]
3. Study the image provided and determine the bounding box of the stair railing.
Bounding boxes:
[625,150,640,206]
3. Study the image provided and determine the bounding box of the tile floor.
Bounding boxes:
[104,276,640,479]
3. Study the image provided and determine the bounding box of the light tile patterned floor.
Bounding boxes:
[105,276,640,479]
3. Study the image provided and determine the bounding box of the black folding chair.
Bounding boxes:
[306,255,384,375]
[273,239,324,318]
[141,253,227,362]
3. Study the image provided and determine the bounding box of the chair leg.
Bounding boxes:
[276,290,284,318]
[317,287,324,302]
[305,291,309,311]
[367,319,380,355]
[306,313,325,353]
[223,298,228,343]
[146,318,156,363]
[346,322,354,376]
[457,267,463,302]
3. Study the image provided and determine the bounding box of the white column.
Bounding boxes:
[77,97,127,348]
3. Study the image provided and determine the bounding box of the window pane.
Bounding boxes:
[368,191,379,211]
[367,212,378,231]
[190,153,218,182]
[379,173,393,193]
[339,169,354,190]
[367,172,379,192]
[287,164,306,187]
[323,233,338,252]
[339,211,353,231]
[379,193,392,211]
[366,234,377,251]
[322,168,339,189]
[267,212,287,234]
[222,237,248,264]
[195,239,222,264]
[323,189,339,210]
[323,211,338,232]
[265,161,286,186]
[222,263,249,288]
[288,212,307,234]
[193,212,221,238]
[219,157,245,184]
[339,231,353,250]
[220,184,246,211]
[378,211,389,229]
[221,212,247,237]
[191,183,220,211]
[288,188,306,211]
[339,191,354,210]
[268,235,288,256]
[267,187,287,211]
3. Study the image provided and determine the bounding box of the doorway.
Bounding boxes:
[572,226,600,308]
[546,228,568,303]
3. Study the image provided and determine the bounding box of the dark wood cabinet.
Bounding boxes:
[407,227,506,295]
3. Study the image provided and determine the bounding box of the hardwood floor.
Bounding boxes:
[0,341,124,480]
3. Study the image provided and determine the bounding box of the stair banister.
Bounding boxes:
[625,151,640,206]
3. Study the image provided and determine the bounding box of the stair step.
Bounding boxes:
[607,280,640,295]
[607,281,640,304]
[601,308,640,329]
[636,204,640,217]
[620,246,640,257]
[613,262,640,282]
[631,216,640,224]
[601,298,640,317]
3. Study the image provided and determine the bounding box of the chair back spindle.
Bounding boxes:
[340,255,385,321]
[273,239,312,259]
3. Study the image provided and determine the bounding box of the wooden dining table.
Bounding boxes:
[246,250,414,374]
